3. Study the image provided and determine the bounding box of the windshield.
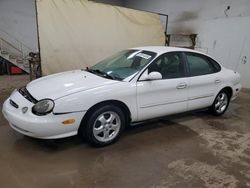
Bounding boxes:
[88,50,156,81]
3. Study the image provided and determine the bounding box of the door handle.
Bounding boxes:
[176,83,187,89]
[215,79,221,84]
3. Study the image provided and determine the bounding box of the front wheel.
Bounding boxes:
[210,90,230,116]
[81,105,125,147]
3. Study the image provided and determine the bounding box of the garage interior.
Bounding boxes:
[0,0,250,187]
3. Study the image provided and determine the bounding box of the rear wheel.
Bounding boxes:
[81,105,125,147]
[210,90,230,116]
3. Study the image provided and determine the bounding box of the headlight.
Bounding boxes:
[32,99,54,116]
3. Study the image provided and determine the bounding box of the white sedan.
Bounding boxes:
[2,47,241,146]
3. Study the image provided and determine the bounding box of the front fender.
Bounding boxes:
[53,82,138,121]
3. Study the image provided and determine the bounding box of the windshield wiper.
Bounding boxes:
[86,68,115,80]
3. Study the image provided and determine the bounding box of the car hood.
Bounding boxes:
[26,70,119,100]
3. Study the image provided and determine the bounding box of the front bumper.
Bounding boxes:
[2,90,85,139]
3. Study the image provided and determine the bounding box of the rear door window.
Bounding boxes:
[185,52,218,76]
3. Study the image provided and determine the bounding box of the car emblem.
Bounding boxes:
[22,107,28,114]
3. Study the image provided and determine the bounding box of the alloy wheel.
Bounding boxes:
[215,92,228,114]
[93,111,121,142]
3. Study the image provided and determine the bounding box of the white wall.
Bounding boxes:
[125,0,250,23]
[125,0,250,88]
[0,0,38,51]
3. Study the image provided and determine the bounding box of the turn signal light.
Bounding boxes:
[62,119,75,124]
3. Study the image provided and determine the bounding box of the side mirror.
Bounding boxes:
[140,70,162,81]
[147,71,162,80]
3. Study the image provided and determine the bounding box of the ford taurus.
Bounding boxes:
[2,47,241,146]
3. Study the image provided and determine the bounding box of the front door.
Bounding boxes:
[136,52,189,121]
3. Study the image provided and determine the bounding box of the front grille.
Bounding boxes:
[9,99,19,108]
[18,87,38,103]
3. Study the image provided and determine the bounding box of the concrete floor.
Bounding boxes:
[0,75,250,188]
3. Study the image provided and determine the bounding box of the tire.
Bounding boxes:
[81,105,125,147]
[210,90,230,116]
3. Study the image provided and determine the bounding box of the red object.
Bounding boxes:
[10,66,23,75]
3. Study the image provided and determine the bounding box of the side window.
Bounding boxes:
[148,52,185,79]
[207,57,221,73]
[186,53,217,76]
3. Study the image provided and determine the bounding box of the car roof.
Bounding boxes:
[131,46,208,56]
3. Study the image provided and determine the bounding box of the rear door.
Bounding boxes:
[184,52,222,110]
